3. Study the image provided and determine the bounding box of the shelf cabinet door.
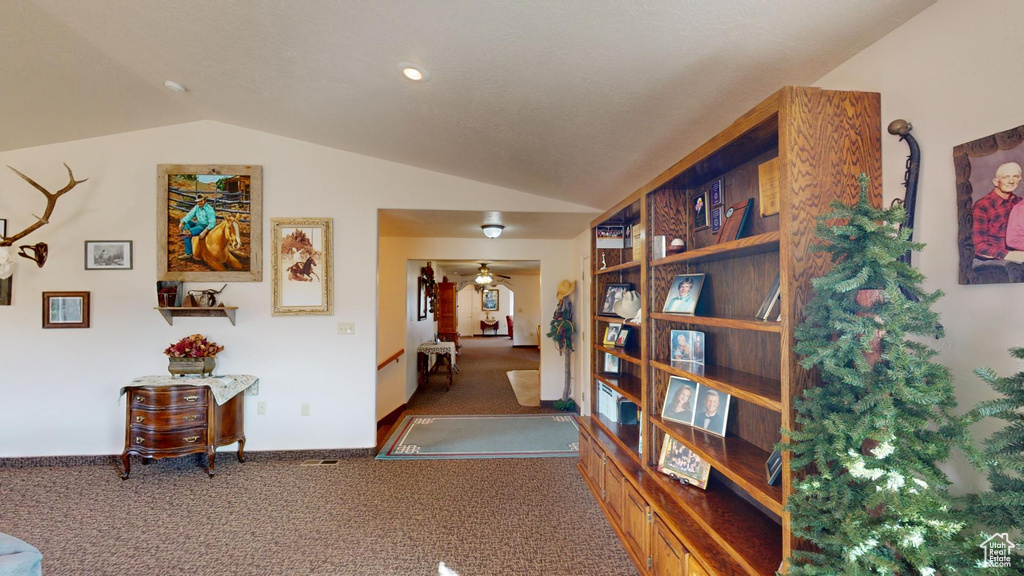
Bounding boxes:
[604,459,625,526]
[578,428,591,471]
[589,443,605,488]
[652,513,687,576]
[622,482,650,563]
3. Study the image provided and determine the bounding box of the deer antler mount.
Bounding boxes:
[0,163,87,269]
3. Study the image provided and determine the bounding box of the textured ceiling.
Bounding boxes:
[3,0,933,210]
[379,209,595,239]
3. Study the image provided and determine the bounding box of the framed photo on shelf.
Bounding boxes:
[271,217,333,316]
[603,352,620,374]
[603,323,622,347]
[661,376,699,426]
[669,329,705,364]
[84,240,132,270]
[157,164,262,282]
[662,273,705,315]
[657,436,711,489]
[692,191,709,230]
[710,179,723,206]
[692,384,731,436]
[716,198,754,244]
[615,326,630,347]
[600,283,631,315]
[42,291,90,329]
[595,224,625,248]
[765,449,783,485]
[482,288,499,311]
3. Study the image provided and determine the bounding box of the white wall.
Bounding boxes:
[377,236,577,407]
[815,0,1023,493]
[507,275,540,346]
[0,120,595,457]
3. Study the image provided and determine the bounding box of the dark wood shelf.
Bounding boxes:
[155,306,237,326]
[651,231,780,267]
[652,415,783,516]
[649,311,782,333]
[595,372,642,405]
[591,414,641,465]
[595,259,641,275]
[593,344,641,366]
[650,359,782,413]
[583,415,643,478]
[595,314,641,328]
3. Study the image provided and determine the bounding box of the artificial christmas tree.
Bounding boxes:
[786,174,974,574]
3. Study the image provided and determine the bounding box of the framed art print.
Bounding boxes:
[271,218,333,315]
[482,288,499,311]
[84,240,132,270]
[600,283,631,315]
[417,277,428,320]
[157,164,262,282]
[658,436,711,489]
[42,291,90,329]
[692,191,709,230]
[662,273,705,315]
[661,376,698,426]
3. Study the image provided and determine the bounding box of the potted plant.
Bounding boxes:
[164,334,224,377]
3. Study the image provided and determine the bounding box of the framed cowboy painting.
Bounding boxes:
[157,164,263,282]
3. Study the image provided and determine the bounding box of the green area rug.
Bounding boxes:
[377,414,579,460]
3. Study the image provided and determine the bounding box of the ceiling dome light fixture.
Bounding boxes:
[481,224,505,239]
[163,80,188,93]
[397,62,430,82]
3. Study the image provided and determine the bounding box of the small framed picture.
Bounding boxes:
[603,323,622,347]
[615,327,630,347]
[595,224,625,248]
[600,283,631,315]
[482,288,499,311]
[709,179,723,206]
[670,329,705,364]
[42,291,90,329]
[0,218,6,237]
[84,240,133,270]
[765,449,783,485]
[658,436,711,489]
[716,198,754,245]
[692,191,709,230]
[693,384,731,437]
[662,273,705,315]
[603,352,620,374]
[661,376,699,426]
[711,206,723,233]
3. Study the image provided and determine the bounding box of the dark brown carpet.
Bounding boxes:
[0,337,636,575]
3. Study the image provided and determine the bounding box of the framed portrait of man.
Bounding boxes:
[661,376,699,426]
[954,123,1024,284]
[157,164,262,282]
[662,273,705,315]
[692,384,731,437]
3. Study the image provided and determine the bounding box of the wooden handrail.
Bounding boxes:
[377,349,405,371]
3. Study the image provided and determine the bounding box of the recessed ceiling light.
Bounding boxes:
[163,80,188,93]
[397,62,430,82]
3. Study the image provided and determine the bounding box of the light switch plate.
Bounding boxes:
[338,322,355,335]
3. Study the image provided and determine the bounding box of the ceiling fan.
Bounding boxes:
[475,263,510,284]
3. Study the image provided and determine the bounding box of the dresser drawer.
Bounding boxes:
[129,387,208,408]
[129,406,207,429]
[129,426,208,451]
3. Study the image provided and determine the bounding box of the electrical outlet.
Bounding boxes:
[301,402,311,416]
[337,322,355,335]
[257,401,267,415]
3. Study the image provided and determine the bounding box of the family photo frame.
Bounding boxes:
[157,164,263,282]
[657,436,710,489]
[271,217,333,316]
[670,329,705,365]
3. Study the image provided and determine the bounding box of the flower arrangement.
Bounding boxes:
[164,334,224,358]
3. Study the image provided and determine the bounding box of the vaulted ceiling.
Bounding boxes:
[2,0,932,210]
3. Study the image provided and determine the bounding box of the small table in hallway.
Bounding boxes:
[480,319,500,336]
[416,341,459,390]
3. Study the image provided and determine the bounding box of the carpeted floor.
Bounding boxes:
[0,336,637,576]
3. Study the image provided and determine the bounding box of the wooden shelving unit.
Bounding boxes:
[155,306,238,326]
[577,86,881,575]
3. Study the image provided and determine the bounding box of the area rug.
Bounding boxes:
[376,414,579,460]
[506,370,540,406]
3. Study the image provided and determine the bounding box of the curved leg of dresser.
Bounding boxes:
[237,437,246,463]
[120,452,131,480]
[206,447,216,477]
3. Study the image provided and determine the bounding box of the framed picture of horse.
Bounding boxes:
[157,164,263,282]
[271,218,333,316]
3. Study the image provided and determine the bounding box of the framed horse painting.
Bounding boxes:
[157,164,263,282]
[271,218,333,316]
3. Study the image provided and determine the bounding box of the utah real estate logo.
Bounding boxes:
[979,533,1015,568]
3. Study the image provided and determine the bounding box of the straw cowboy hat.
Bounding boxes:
[556,279,576,300]
[613,290,641,319]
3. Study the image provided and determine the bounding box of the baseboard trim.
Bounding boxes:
[512,344,539,348]
[377,403,407,430]
[0,448,377,468]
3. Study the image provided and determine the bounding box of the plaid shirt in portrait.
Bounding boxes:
[972,189,1022,259]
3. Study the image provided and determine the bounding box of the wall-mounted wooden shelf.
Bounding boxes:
[155,306,238,326]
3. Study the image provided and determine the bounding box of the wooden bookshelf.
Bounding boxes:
[580,86,881,575]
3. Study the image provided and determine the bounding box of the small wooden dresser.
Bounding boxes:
[120,381,248,479]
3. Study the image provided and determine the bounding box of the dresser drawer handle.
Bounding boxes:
[135,437,144,445]
[135,416,145,423]
[184,395,200,402]
[135,396,145,403]
[184,415,199,422]
[184,436,200,443]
